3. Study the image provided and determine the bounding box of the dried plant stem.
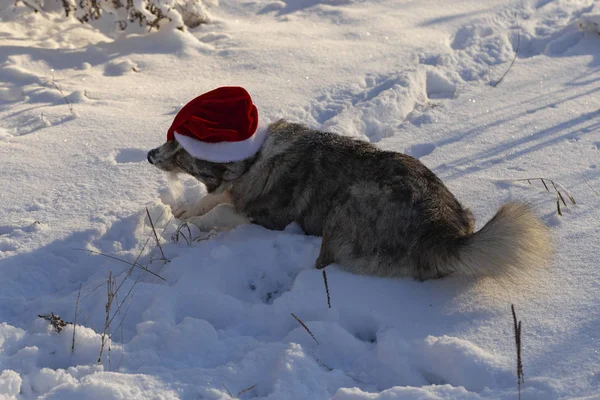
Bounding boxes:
[45,73,75,115]
[322,270,331,308]
[72,284,82,353]
[584,179,600,197]
[493,13,520,88]
[146,207,169,263]
[291,313,319,345]
[75,248,166,281]
[514,177,575,216]
[98,271,115,364]
[223,385,234,398]
[511,304,524,399]
[236,384,257,397]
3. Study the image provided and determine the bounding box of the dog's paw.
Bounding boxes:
[171,203,204,220]
[187,204,251,232]
[172,192,232,220]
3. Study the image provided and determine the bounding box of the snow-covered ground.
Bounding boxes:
[1,0,599,398]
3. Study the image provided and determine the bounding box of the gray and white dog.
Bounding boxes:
[148,120,551,280]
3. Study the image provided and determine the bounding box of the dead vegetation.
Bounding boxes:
[35,208,172,365]
[223,383,258,399]
[291,313,319,345]
[514,177,576,216]
[511,304,524,400]
[38,312,71,333]
[16,0,213,32]
[493,13,521,88]
[322,270,331,309]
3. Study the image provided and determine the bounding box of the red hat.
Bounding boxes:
[167,86,267,163]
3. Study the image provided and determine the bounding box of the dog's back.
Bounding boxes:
[229,120,549,280]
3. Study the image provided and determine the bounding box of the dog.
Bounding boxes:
[148,119,551,280]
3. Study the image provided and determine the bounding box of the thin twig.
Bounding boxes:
[585,179,600,197]
[17,0,50,18]
[291,313,319,345]
[223,384,234,398]
[322,270,331,309]
[513,177,575,215]
[74,248,166,281]
[237,384,257,397]
[98,271,115,364]
[146,207,169,263]
[72,284,82,353]
[172,222,192,246]
[46,73,75,115]
[493,13,520,88]
[511,304,524,400]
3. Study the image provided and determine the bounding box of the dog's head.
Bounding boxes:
[147,141,229,192]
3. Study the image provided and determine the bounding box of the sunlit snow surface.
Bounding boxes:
[1,0,599,398]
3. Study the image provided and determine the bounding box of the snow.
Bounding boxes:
[1,0,599,399]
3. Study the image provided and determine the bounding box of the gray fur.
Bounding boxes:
[148,119,551,280]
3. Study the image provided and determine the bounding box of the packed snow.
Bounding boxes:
[1,0,599,399]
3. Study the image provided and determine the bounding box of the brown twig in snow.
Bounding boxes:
[146,207,169,263]
[322,270,331,308]
[513,177,575,216]
[511,304,524,399]
[291,313,319,345]
[98,271,116,364]
[74,248,166,281]
[493,13,520,88]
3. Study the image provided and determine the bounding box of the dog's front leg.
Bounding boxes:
[315,231,335,269]
[186,203,251,232]
[172,189,232,220]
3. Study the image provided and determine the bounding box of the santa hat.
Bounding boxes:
[167,86,267,163]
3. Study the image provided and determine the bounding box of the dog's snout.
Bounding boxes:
[147,149,157,164]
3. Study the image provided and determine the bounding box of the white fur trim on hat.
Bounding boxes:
[174,126,268,163]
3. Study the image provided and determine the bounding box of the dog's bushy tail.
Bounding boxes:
[449,203,552,279]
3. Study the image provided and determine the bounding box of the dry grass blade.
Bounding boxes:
[223,384,234,398]
[146,207,169,263]
[511,304,524,400]
[237,384,257,397]
[98,271,115,364]
[322,270,331,309]
[44,72,75,115]
[194,231,217,242]
[72,284,82,353]
[172,222,192,245]
[514,177,575,216]
[493,13,520,88]
[585,179,600,197]
[550,181,568,206]
[74,248,166,281]
[291,313,319,345]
